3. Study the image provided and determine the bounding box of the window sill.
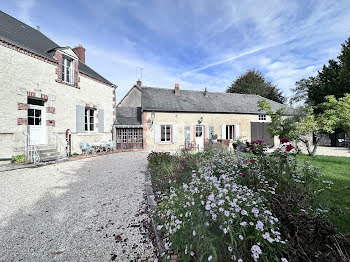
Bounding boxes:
[77,132,100,136]
[158,141,172,145]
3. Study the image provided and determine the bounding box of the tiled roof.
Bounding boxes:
[0,11,114,86]
[115,107,142,126]
[141,87,292,114]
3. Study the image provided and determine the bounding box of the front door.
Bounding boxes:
[28,104,46,145]
[195,126,204,150]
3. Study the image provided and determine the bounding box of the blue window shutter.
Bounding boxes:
[209,126,215,139]
[98,109,104,133]
[172,125,178,143]
[154,125,160,143]
[221,124,226,139]
[76,105,85,133]
[185,126,191,142]
[235,124,240,140]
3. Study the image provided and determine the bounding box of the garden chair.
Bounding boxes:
[106,140,115,151]
[85,142,95,155]
[79,142,87,155]
[99,141,108,152]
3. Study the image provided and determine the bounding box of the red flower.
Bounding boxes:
[286,144,294,152]
[280,138,290,144]
[256,140,263,144]
[239,172,245,177]
[249,159,255,163]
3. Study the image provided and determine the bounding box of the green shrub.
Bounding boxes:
[11,154,25,163]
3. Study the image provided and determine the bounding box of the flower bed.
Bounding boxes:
[148,145,350,261]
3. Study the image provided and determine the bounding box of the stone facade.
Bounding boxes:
[0,44,115,158]
[142,111,277,151]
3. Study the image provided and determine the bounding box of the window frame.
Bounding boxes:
[62,56,75,84]
[84,107,95,132]
[259,114,267,121]
[226,125,234,140]
[160,125,172,142]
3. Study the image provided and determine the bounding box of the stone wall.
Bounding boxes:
[0,44,115,158]
[143,111,276,152]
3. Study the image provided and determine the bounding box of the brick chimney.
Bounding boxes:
[204,87,208,96]
[73,44,86,63]
[136,78,142,87]
[174,83,180,95]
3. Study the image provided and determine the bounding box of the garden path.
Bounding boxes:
[0,151,156,261]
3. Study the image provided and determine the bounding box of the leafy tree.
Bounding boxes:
[227,69,286,103]
[291,37,350,110]
[258,100,335,156]
[319,94,350,133]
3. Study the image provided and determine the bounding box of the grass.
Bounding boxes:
[297,154,350,234]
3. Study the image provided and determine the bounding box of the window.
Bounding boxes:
[161,125,171,142]
[84,108,95,131]
[28,108,42,126]
[62,57,74,84]
[226,125,234,140]
[195,126,203,137]
[259,114,266,121]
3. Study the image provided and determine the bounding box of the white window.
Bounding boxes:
[85,108,95,131]
[161,125,171,142]
[62,57,74,84]
[259,114,266,121]
[226,125,234,140]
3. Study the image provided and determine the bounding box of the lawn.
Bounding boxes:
[297,154,350,234]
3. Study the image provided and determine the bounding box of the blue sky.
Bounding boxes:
[2,0,350,103]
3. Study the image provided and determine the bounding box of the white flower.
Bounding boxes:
[281,258,288,262]
[157,225,163,230]
[241,210,248,216]
[228,246,233,252]
[224,210,230,217]
[208,255,213,261]
[240,221,247,226]
[255,221,264,231]
[239,235,244,240]
[238,259,243,262]
[193,230,196,236]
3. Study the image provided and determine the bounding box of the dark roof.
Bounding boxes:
[115,107,142,126]
[0,11,114,86]
[142,87,292,114]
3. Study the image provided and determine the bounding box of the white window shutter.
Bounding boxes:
[154,125,160,143]
[172,125,178,143]
[221,124,226,139]
[235,124,240,140]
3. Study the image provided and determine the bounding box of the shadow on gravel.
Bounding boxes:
[0,152,156,262]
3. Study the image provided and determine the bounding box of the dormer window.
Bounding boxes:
[61,57,74,84]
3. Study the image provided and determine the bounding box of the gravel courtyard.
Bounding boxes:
[0,151,156,261]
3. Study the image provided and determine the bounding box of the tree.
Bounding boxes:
[319,94,350,133]
[258,100,335,156]
[291,37,350,110]
[227,69,286,104]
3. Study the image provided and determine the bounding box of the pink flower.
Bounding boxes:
[239,172,245,177]
[286,144,294,152]
[249,159,255,163]
[280,138,290,144]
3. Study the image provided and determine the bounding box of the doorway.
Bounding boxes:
[195,126,204,150]
[27,98,46,145]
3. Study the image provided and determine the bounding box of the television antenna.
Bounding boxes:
[136,67,144,80]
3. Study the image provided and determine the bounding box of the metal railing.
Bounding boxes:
[23,132,40,163]
[49,132,68,158]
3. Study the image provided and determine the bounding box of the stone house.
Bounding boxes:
[114,80,288,151]
[0,11,116,160]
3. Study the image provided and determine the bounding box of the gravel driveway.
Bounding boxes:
[0,151,156,261]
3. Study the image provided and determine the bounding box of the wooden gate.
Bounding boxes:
[116,128,143,149]
[251,122,274,147]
